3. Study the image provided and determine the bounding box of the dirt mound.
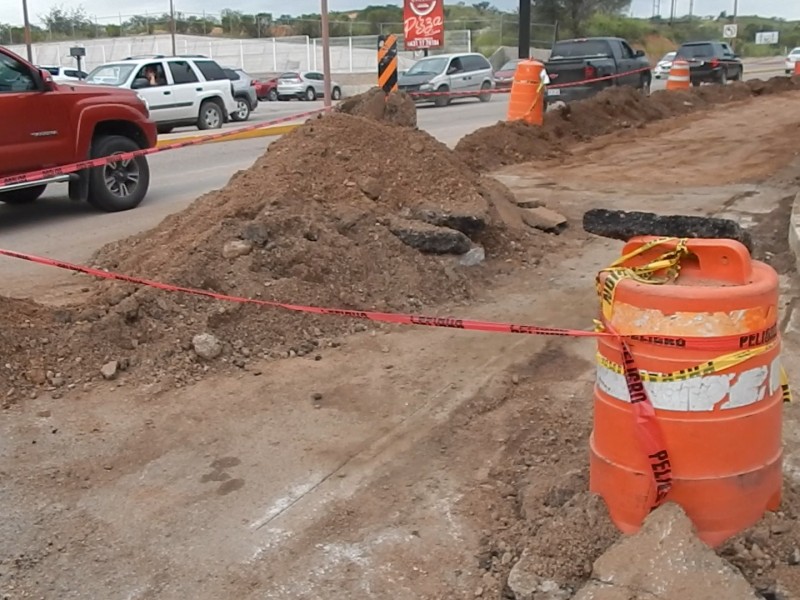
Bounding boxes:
[456,79,800,172]
[0,112,554,400]
[335,88,417,128]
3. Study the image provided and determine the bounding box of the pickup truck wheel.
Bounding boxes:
[87,135,149,212]
[0,185,46,204]
[478,81,492,102]
[198,100,224,130]
[231,97,251,122]
[434,86,450,107]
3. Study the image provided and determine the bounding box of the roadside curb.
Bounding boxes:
[789,192,800,274]
[156,123,301,148]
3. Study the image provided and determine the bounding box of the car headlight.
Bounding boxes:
[135,92,150,117]
[419,83,433,91]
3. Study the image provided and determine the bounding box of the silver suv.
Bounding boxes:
[398,52,495,107]
[86,55,239,133]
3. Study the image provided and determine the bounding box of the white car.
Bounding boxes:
[653,52,677,79]
[39,65,88,82]
[276,71,343,101]
[785,48,800,74]
[85,55,239,133]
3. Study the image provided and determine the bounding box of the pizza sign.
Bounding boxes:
[403,0,445,50]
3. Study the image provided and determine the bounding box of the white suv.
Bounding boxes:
[86,55,239,133]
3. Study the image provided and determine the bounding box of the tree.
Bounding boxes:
[533,0,631,36]
[40,5,92,38]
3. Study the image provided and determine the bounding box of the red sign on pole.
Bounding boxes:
[403,0,445,50]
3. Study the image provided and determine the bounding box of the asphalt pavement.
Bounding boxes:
[0,63,787,296]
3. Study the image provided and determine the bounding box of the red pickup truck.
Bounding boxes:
[0,46,157,212]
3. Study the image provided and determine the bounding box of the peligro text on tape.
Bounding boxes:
[0,247,783,355]
[0,106,330,189]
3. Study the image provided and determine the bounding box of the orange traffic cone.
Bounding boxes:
[507,60,546,126]
[794,61,800,77]
[666,60,691,91]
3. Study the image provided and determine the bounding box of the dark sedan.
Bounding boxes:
[675,41,743,85]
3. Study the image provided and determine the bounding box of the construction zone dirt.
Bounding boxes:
[0,111,559,401]
[455,77,800,172]
[2,82,800,600]
[335,87,417,128]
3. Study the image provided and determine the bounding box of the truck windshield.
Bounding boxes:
[551,40,611,59]
[86,63,136,86]
[406,57,448,76]
[678,44,714,58]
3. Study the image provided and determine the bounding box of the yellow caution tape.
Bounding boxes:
[781,367,793,403]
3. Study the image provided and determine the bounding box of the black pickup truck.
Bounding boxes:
[544,37,651,104]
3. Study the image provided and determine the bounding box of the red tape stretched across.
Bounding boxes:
[0,248,778,354]
[0,107,330,189]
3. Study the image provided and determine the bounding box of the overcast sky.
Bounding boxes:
[2,0,798,27]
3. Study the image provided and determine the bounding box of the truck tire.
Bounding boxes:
[231,96,251,122]
[639,76,651,96]
[0,185,46,204]
[267,88,278,101]
[478,81,492,102]
[198,100,224,130]
[87,135,150,212]
[434,85,450,107]
[718,70,728,85]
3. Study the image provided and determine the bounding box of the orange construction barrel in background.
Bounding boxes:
[507,60,545,126]
[794,61,800,76]
[666,59,691,91]
[591,237,783,548]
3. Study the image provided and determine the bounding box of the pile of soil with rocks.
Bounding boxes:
[456,77,800,172]
[0,93,557,402]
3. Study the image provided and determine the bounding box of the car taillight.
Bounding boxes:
[710,58,720,68]
[584,65,597,80]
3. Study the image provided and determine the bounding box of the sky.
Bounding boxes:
[2,0,798,27]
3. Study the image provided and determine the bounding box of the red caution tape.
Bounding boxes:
[0,248,778,354]
[0,107,330,189]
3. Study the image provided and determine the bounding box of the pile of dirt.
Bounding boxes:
[0,111,556,401]
[335,87,417,128]
[456,77,800,172]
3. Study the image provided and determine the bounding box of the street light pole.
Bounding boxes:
[320,0,332,108]
[518,0,530,59]
[22,0,33,63]
[169,0,177,56]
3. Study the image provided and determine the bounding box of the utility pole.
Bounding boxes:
[21,0,33,62]
[169,0,177,56]
[689,0,694,18]
[518,0,530,59]
[668,0,676,24]
[320,0,332,107]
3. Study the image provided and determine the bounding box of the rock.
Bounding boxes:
[356,175,383,200]
[100,361,119,381]
[25,368,47,386]
[36,410,51,418]
[312,392,323,401]
[507,551,572,600]
[522,207,568,234]
[410,207,488,236]
[582,209,753,252]
[388,218,471,255]
[789,548,800,566]
[573,503,760,600]
[459,246,486,266]
[515,198,542,209]
[192,333,223,360]
[241,223,270,246]
[49,375,65,388]
[222,240,254,259]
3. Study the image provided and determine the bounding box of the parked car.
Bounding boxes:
[85,54,238,133]
[222,66,258,121]
[397,52,495,107]
[494,58,521,88]
[544,37,651,103]
[653,51,677,79]
[255,76,278,101]
[38,65,88,82]
[785,47,800,74]
[674,41,742,85]
[276,71,342,101]
[0,45,157,212]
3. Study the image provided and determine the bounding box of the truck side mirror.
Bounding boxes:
[131,78,150,89]
[635,49,646,58]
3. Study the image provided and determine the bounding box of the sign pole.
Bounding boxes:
[518,0,530,59]
[377,34,398,95]
[22,0,33,63]
[320,0,332,107]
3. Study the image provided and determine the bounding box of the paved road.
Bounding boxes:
[0,64,786,294]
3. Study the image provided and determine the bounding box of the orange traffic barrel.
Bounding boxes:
[794,61,800,76]
[666,59,691,90]
[591,237,783,548]
[507,60,546,126]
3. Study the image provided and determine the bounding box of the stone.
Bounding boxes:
[25,368,47,386]
[789,548,800,566]
[507,551,572,600]
[582,209,753,252]
[522,207,568,234]
[459,246,486,267]
[222,240,254,259]
[573,503,760,600]
[241,223,270,246]
[388,218,471,255]
[356,175,383,200]
[410,207,488,236]
[192,334,223,360]
[515,197,542,209]
[100,361,119,381]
